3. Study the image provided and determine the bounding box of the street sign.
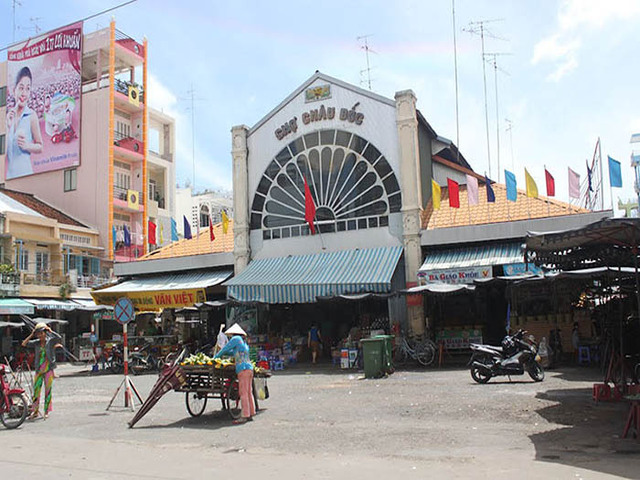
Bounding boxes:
[114,297,135,325]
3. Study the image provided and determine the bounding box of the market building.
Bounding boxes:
[0,20,176,271]
[223,71,615,365]
[224,71,480,361]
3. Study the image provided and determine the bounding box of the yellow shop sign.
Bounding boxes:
[92,288,207,310]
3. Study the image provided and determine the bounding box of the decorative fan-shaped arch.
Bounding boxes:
[251,129,401,240]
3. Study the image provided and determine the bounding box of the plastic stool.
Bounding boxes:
[578,346,591,365]
[593,383,611,403]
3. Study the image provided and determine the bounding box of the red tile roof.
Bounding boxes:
[423,182,589,229]
[0,188,88,228]
[140,220,234,260]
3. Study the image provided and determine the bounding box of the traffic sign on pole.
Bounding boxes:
[114,297,135,325]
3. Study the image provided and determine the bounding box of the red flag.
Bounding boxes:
[447,178,460,208]
[545,169,555,197]
[148,221,157,245]
[209,214,215,241]
[304,177,316,234]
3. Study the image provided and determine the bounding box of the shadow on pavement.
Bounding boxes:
[133,408,269,431]
[530,385,640,478]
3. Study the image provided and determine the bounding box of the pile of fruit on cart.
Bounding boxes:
[180,353,269,374]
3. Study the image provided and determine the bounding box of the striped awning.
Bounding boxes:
[419,243,524,272]
[225,246,403,304]
[0,298,34,315]
[25,298,80,311]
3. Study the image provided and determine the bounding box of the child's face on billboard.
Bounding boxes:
[15,76,31,108]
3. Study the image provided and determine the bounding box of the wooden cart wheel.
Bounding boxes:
[225,380,242,420]
[185,392,207,417]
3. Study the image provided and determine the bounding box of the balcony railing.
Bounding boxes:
[77,275,110,289]
[114,78,145,104]
[115,29,145,58]
[114,186,144,206]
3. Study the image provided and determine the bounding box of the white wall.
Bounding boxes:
[246,77,403,260]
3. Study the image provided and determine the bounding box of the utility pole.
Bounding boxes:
[464,19,506,180]
[12,0,22,42]
[484,53,510,183]
[505,118,515,171]
[451,0,460,161]
[357,35,375,91]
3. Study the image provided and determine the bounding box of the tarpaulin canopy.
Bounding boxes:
[225,246,403,304]
[92,269,233,309]
[25,298,81,311]
[419,243,524,271]
[402,283,476,295]
[526,217,640,269]
[0,298,34,315]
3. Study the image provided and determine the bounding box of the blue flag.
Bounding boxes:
[505,170,517,202]
[112,225,116,252]
[608,155,622,188]
[586,161,594,192]
[485,175,495,203]
[123,225,131,247]
[183,215,192,240]
[170,218,179,242]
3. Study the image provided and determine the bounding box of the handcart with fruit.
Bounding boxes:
[176,353,271,420]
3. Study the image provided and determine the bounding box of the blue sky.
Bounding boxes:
[3,0,639,213]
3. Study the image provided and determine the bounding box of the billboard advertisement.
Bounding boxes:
[5,22,82,180]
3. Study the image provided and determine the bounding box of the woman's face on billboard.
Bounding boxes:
[15,75,31,108]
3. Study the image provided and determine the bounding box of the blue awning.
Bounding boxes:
[419,242,524,272]
[0,298,34,315]
[225,246,403,304]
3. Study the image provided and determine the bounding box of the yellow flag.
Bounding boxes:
[127,189,139,210]
[222,210,229,234]
[159,222,164,244]
[431,180,441,210]
[525,168,538,198]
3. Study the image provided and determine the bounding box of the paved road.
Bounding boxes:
[1,364,639,479]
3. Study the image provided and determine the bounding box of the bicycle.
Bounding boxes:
[395,336,437,367]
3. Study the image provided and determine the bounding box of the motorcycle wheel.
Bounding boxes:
[470,365,491,384]
[0,393,28,429]
[528,362,545,382]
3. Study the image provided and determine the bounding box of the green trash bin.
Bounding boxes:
[375,335,395,375]
[361,338,384,379]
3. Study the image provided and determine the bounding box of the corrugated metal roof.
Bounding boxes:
[96,269,233,294]
[225,246,403,304]
[419,243,524,271]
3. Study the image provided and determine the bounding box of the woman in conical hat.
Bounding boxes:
[216,323,254,424]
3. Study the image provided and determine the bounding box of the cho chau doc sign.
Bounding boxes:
[418,266,492,285]
[275,103,365,141]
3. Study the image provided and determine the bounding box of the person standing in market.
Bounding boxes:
[21,322,63,419]
[214,324,255,424]
[213,323,228,355]
[308,324,322,364]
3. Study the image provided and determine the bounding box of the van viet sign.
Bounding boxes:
[418,266,492,284]
[92,288,206,310]
[275,103,365,140]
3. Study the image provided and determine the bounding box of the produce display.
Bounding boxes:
[180,353,269,374]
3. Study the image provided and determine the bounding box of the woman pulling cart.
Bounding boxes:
[214,324,255,424]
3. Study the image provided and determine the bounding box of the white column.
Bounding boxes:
[231,125,250,274]
[395,90,425,336]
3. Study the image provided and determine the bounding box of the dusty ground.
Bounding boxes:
[1,363,639,479]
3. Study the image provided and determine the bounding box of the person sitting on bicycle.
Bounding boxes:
[21,322,62,420]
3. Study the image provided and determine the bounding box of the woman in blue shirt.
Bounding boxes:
[214,323,255,424]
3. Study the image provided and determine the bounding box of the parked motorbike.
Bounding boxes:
[106,344,125,374]
[129,344,159,375]
[0,364,28,429]
[469,330,544,384]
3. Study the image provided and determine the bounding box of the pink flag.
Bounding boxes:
[568,167,580,199]
[466,175,478,205]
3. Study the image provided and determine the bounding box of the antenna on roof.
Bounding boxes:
[357,34,376,91]
[484,52,511,183]
[12,0,22,42]
[463,19,508,180]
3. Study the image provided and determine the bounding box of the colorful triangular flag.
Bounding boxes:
[568,168,580,199]
[304,177,317,234]
[209,214,215,241]
[608,156,622,188]
[505,170,517,202]
[432,179,441,210]
[447,178,460,208]
[466,175,478,206]
[524,168,538,198]
[183,215,192,240]
[545,169,555,197]
[485,176,495,203]
[222,210,229,234]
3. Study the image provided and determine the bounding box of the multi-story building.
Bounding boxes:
[0,20,175,271]
[175,187,233,237]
